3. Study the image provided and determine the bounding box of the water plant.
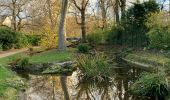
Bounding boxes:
[130,72,169,100]
[76,53,112,82]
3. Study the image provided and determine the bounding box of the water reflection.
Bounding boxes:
[19,65,147,100]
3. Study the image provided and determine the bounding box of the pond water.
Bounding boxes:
[18,64,149,100]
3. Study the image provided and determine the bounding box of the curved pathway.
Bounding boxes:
[0,48,28,58]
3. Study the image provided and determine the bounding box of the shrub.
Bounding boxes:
[76,53,112,82]
[17,57,30,69]
[27,35,41,46]
[0,44,2,51]
[130,72,169,100]
[108,1,160,47]
[14,32,28,49]
[0,27,16,50]
[87,28,104,45]
[146,12,170,50]
[40,33,57,49]
[105,26,123,45]
[77,43,90,53]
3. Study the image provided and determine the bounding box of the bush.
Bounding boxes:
[130,72,169,100]
[14,32,28,49]
[76,53,112,82]
[40,33,57,49]
[108,1,160,47]
[27,35,41,46]
[17,57,30,69]
[87,28,104,45]
[0,27,16,50]
[105,26,123,45]
[77,43,90,53]
[146,12,170,50]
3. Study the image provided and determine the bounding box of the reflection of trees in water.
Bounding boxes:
[114,64,145,100]
[28,75,56,100]
[24,65,145,100]
[27,75,70,100]
[75,80,112,100]
[60,75,70,100]
[27,75,65,100]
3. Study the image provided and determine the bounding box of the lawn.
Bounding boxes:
[0,49,74,66]
[30,49,74,63]
[0,66,18,100]
[125,51,170,67]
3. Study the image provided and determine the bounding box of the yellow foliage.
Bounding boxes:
[40,0,60,49]
[40,25,58,49]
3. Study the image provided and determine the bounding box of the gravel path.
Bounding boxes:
[0,48,28,58]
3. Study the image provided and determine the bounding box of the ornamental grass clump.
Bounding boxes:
[76,53,112,82]
[130,72,169,100]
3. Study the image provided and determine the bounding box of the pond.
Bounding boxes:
[17,63,149,100]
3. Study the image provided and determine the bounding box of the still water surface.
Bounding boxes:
[18,64,149,100]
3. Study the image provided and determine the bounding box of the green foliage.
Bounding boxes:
[14,32,28,49]
[27,35,41,46]
[0,66,21,99]
[130,72,169,100]
[76,53,112,82]
[17,57,30,69]
[77,43,90,53]
[146,12,170,50]
[87,28,104,45]
[0,27,16,50]
[108,1,160,47]
[105,26,124,45]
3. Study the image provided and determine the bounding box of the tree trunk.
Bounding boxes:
[99,0,107,29]
[120,0,126,20]
[12,2,17,31]
[115,0,120,24]
[58,0,68,51]
[81,11,86,43]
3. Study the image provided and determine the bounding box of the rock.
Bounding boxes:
[42,61,75,74]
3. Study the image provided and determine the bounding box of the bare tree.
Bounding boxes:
[120,0,126,19]
[58,0,68,50]
[99,0,107,29]
[70,0,89,42]
[0,0,32,31]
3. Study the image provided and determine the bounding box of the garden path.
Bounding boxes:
[0,48,28,58]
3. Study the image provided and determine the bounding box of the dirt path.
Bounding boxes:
[0,48,28,58]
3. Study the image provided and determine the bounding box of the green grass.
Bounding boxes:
[30,49,74,63]
[125,51,170,67]
[0,49,74,65]
[0,53,25,66]
[0,66,18,99]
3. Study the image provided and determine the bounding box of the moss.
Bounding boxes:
[42,64,73,74]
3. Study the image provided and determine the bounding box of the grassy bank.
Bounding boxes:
[0,48,74,100]
[125,50,170,68]
[0,66,19,100]
[0,49,74,66]
[30,49,73,63]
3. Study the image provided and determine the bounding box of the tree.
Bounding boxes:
[0,0,31,31]
[114,0,120,23]
[58,0,68,50]
[120,0,126,19]
[70,0,90,42]
[98,0,107,29]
